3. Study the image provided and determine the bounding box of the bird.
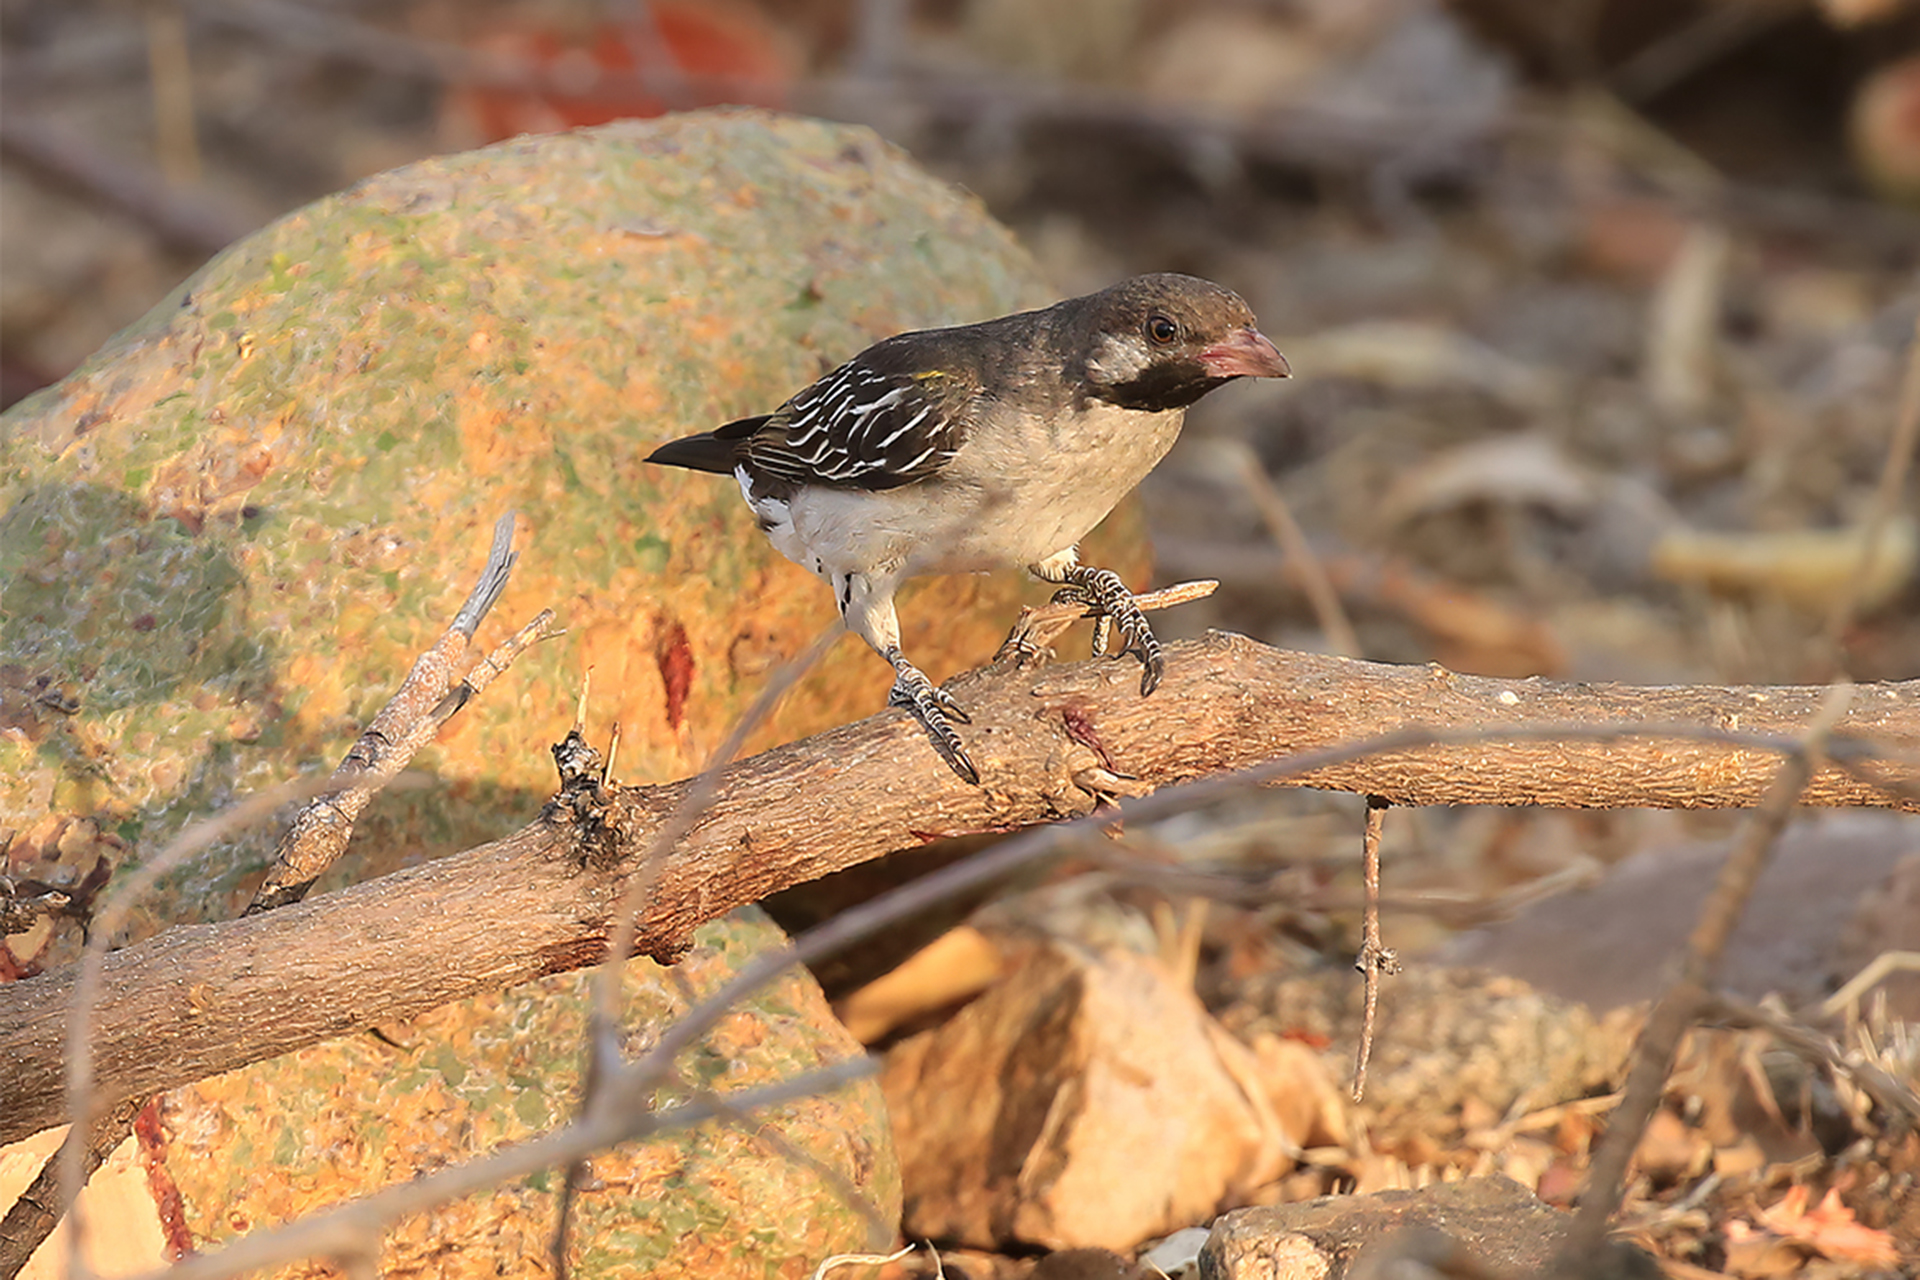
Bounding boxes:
[646,273,1290,783]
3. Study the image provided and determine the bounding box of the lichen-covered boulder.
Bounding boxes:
[155,909,895,1280]
[0,109,1151,1276]
[0,108,1144,944]
[13,910,897,1279]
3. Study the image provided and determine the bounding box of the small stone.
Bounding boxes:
[1200,1178,1661,1280]
[884,940,1300,1252]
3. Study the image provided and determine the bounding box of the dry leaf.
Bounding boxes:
[1651,516,1918,613]
[1817,0,1914,27]
[1751,1186,1901,1265]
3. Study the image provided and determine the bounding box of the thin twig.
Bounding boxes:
[1818,314,1920,678]
[585,626,839,1068]
[635,717,1884,1104]
[1608,1,1792,103]
[1558,683,1856,1268]
[1222,439,1362,658]
[43,517,536,1275]
[556,627,840,1269]
[1819,950,1920,1022]
[992,578,1218,666]
[57,776,325,1277]
[8,712,1915,1148]
[4,711,1906,1277]
[1352,795,1398,1102]
[1700,993,1920,1129]
[666,1060,895,1252]
[248,515,539,913]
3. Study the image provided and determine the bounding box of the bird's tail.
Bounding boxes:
[645,415,770,474]
[646,433,734,474]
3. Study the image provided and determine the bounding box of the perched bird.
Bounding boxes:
[647,273,1289,783]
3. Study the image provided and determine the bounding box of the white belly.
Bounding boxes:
[742,403,1183,582]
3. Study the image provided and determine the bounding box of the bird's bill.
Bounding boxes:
[1199,328,1291,380]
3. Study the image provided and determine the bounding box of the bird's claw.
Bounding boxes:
[1052,568,1165,696]
[888,666,979,784]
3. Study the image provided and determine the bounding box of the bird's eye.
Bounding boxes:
[1145,314,1179,346]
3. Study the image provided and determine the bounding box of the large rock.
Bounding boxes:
[0,108,1145,946]
[15,910,898,1280]
[0,110,1154,1275]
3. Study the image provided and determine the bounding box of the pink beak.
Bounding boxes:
[1199,327,1291,380]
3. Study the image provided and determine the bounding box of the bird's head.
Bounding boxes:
[1073,273,1290,413]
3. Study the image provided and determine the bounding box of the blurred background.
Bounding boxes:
[6,5,1920,1263]
[3,0,1918,972]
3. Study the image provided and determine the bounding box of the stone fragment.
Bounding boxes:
[1201,1177,1661,1279]
[883,941,1310,1252]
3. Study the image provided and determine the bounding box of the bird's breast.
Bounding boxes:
[742,405,1184,582]
[938,403,1185,558]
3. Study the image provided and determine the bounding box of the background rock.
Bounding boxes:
[882,940,1317,1253]
[1202,1177,1660,1280]
[1,109,1161,1275]
[15,909,896,1280]
[1436,812,1920,1014]
[0,108,1145,954]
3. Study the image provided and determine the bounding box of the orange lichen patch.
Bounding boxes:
[670,307,740,355]
[707,1010,770,1058]
[453,390,516,478]
[279,650,356,731]
[146,437,280,531]
[619,375,671,424]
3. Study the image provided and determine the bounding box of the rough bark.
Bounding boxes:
[3,632,1915,1145]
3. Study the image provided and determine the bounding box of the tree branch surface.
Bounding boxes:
[3,633,1915,1144]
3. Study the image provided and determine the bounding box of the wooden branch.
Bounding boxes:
[2,633,1915,1145]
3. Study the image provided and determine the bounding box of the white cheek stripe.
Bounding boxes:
[1087,333,1150,383]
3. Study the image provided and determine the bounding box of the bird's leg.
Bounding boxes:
[884,650,978,785]
[837,568,980,785]
[1031,556,1165,696]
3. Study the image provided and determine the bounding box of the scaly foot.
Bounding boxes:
[886,659,978,785]
[1049,566,1164,695]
